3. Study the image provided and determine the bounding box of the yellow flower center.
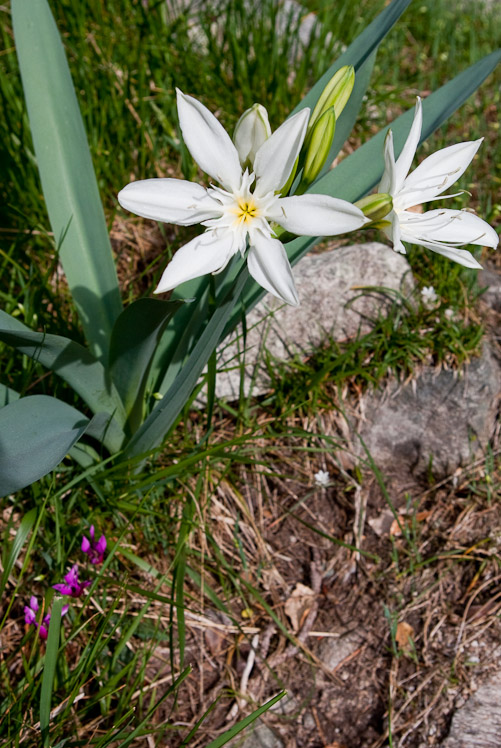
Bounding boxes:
[234,198,259,225]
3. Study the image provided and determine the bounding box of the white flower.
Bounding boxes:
[379,97,498,269]
[444,307,455,320]
[420,285,438,307]
[314,470,330,487]
[118,90,367,306]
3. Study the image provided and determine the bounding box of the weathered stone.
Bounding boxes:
[229,720,284,748]
[479,267,501,312]
[212,242,413,400]
[319,629,365,672]
[441,671,501,748]
[359,342,501,481]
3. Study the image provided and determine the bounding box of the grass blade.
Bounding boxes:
[205,691,287,748]
[40,596,64,747]
[11,0,123,363]
[0,507,37,603]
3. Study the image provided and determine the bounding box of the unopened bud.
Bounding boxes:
[233,103,271,169]
[308,65,355,132]
[302,107,336,186]
[355,193,393,223]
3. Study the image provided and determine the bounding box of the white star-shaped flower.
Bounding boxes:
[379,97,498,268]
[314,470,331,487]
[118,90,367,306]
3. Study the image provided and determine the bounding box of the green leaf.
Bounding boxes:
[123,269,248,459]
[0,311,127,441]
[40,597,64,747]
[11,0,122,363]
[108,298,182,433]
[204,691,287,748]
[0,395,90,497]
[0,507,37,602]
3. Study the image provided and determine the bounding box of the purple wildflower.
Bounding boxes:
[24,596,68,640]
[53,564,91,598]
[81,525,106,565]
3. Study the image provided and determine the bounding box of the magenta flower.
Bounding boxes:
[24,596,68,640]
[81,525,106,565]
[53,564,91,597]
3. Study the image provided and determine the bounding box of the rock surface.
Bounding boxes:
[213,242,412,400]
[441,671,501,748]
[359,342,501,481]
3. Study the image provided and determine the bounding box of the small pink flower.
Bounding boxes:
[81,525,106,565]
[53,564,91,598]
[24,597,68,640]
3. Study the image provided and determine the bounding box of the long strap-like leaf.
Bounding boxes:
[123,270,249,459]
[0,310,127,434]
[11,0,123,363]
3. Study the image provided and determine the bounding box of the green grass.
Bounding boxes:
[1,0,501,744]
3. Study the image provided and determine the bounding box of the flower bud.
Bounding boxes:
[302,107,336,186]
[233,103,271,169]
[355,193,393,223]
[308,65,355,133]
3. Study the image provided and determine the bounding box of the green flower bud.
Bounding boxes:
[233,103,271,169]
[308,65,355,133]
[302,107,336,186]
[355,193,393,222]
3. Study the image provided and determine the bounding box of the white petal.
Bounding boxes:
[154,230,236,293]
[397,139,483,208]
[379,129,396,195]
[387,211,406,254]
[118,179,219,226]
[400,230,483,269]
[247,232,299,306]
[253,108,310,196]
[268,194,367,236]
[176,89,242,191]
[400,208,499,248]
[393,97,422,194]
[233,104,271,167]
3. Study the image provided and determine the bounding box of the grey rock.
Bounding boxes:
[212,242,413,400]
[441,671,501,748]
[229,720,283,748]
[359,342,501,481]
[319,629,365,672]
[479,268,501,312]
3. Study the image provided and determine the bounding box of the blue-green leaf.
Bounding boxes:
[11,0,123,363]
[123,270,248,459]
[109,298,183,434]
[0,395,90,497]
[0,310,127,441]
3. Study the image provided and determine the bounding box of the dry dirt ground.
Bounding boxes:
[134,409,501,748]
